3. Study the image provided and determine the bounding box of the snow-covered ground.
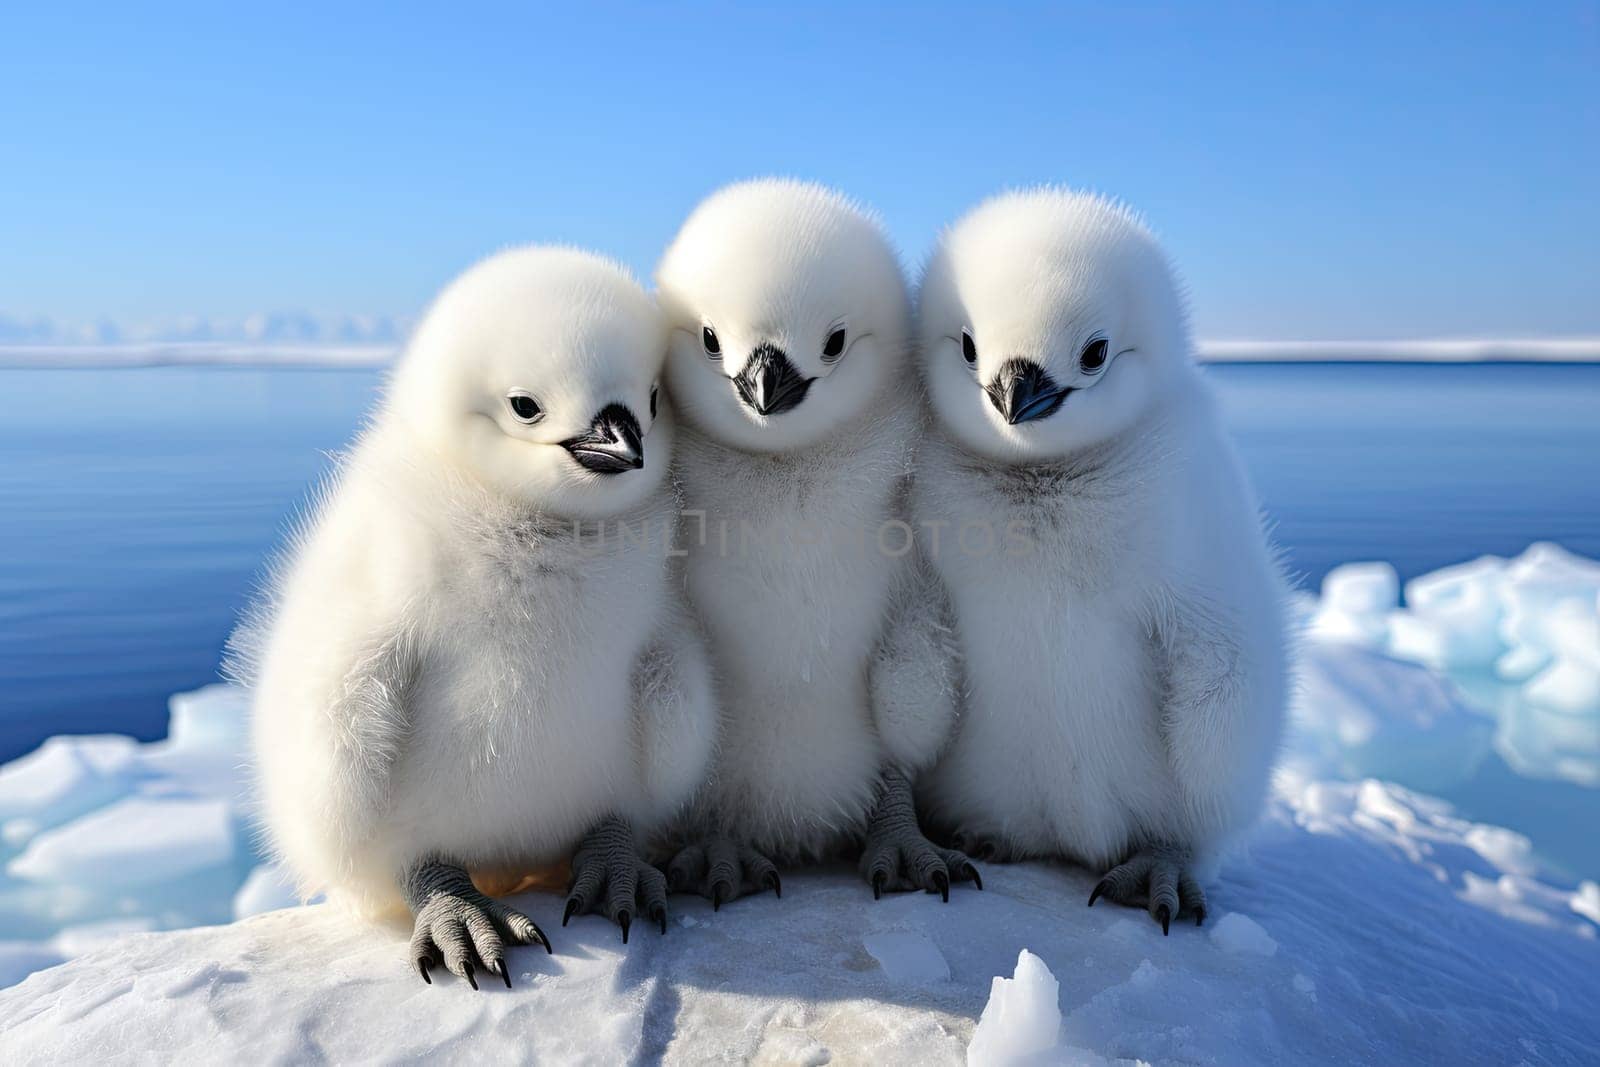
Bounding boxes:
[1,780,1595,1064]
[1,543,1597,1062]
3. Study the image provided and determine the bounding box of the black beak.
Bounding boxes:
[733,344,813,417]
[561,403,644,474]
[985,359,1072,425]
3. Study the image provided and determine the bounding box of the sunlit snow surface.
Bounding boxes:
[1,544,1598,1062]
[1,782,1596,1064]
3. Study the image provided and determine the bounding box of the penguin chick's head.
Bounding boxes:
[387,246,670,519]
[917,189,1192,465]
[655,179,911,454]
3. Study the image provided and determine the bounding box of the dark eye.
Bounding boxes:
[961,330,978,366]
[506,392,542,423]
[649,384,659,419]
[822,326,847,362]
[701,325,721,359]
[1080,338,1109,374]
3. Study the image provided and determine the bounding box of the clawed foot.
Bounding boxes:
[666,838,780,910]
[564,817,668,944]
[406,862,550,989]
[861,766,981,901]
[1087,845,1207,935]
[860,829,982,902]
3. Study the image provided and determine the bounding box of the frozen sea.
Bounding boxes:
[0,359,1598,876]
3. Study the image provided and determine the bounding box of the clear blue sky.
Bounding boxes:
[3,2,1597,339]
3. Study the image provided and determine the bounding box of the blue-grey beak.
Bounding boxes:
[986,359,1072,425]
[561,403,644,474]
[734,343,813,417]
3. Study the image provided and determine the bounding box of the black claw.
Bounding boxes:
[536,927,554,954]
[764,871,782,899]
[967,865,984,892]
[417,958,432,985]
[464,961,479,990]
[1157,904,1171,936]
[618,910,632,945]
[494,960,512,989]
[1088,880,1108,908]
[562,897,580,927]
[1195,906,1206,928]
[712,883,726,912]
[652,905,667,935]
[872,871,885,901]
[933,870,950,903]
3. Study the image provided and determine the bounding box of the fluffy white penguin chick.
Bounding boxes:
[654,179,980,905]
[913,190,1288,934]
[236,247,716,986]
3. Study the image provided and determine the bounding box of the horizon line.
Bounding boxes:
[1,337,1598,370]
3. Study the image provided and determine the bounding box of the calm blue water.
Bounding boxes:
[1,362,1598,772]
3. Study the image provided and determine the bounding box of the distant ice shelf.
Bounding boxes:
[1197,337,1600,362]
[0,342,396,369]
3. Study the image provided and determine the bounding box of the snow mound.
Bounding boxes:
[0,735,140,830]
[1308,561,1399,645]
[10,798,234,888]
[1296,544,1600,788]
[0,684,256,953]
[1288,643,1494,792]
[232,863,302,920]
[1206,913,1277,957]
[2,778,1596,1064]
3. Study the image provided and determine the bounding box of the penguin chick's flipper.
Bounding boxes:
[859,766,982,902]
[563,815,669,942]
[405,860,551,989]
[1087,845,1208,935]
[665,836,781,910]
